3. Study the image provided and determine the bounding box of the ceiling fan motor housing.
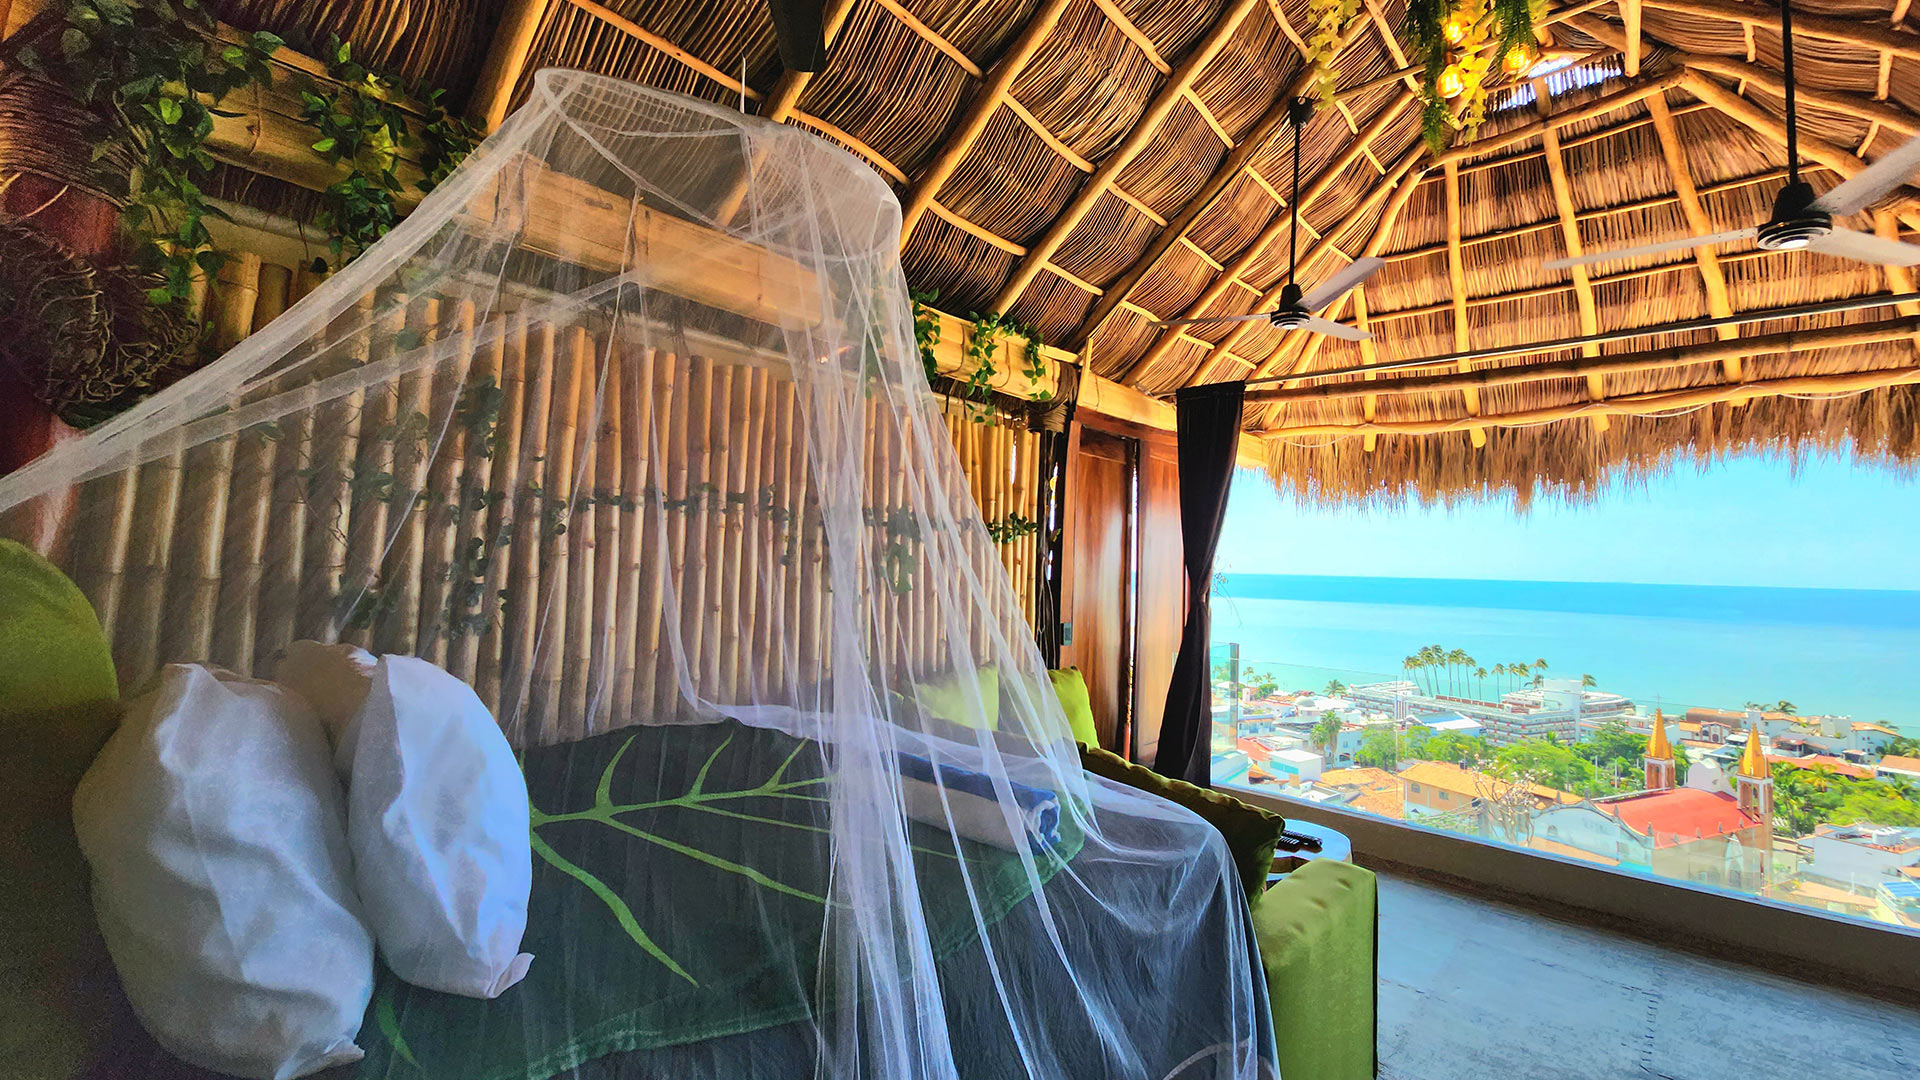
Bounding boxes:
[1756,180,1833,251]
[1269,281,1309,328]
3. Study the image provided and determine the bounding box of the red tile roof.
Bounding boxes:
[1769,754,1874,780]
[1879,754,1920,775]
[1600,788,1761,849]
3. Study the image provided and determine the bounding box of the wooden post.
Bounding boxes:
[1537,82,1612,433]
[476,315,528,710]
[471,0,554,131]
[503,320,556,739]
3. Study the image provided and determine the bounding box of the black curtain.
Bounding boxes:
[1152,380,1245,785]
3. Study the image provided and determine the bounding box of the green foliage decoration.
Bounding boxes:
[4,0,282,304]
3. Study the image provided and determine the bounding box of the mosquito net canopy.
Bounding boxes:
[0,71,1272,1080]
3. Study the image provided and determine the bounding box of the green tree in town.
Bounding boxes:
[1309,713,1344,763]
[1324,679,1348,697]
[1354,727,1401,770]
[1880,735,1920,757]
[1581,673,1598,689]
[1496,740,1604,797]
[1473,666,1488,701]
[1417,731,1495,770]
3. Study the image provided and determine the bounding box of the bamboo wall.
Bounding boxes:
[56,253,1045,744]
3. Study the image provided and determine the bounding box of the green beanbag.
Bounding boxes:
[1048,667,1099,747]
[0,539,121,1080]
[896,665,1001,732]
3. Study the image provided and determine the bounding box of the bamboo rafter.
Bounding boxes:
[990,0,1268,311]
[1536,80,1611,431]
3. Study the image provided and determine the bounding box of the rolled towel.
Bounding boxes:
[897,752,1061,853]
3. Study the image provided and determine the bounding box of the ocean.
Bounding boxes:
[1210,574,1920,737]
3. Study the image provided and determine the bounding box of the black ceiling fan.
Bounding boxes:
[1545,0,1920,271]
[1155,98,1383,341]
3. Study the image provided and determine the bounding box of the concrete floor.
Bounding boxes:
[1376,874,1920,1080]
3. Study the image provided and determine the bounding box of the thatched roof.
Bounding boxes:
[200,0,1920,503]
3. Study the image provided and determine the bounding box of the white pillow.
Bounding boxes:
[72,665,373,1080]
[272,639,376,746]
[341,655,534,998]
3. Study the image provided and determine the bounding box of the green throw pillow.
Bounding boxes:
[1048,668,1099,747]
[0,539,121,1079]
[1079,744,1286,904]
[898,665,1001,732]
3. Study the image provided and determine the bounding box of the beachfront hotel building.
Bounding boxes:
[1345,678,1635,746]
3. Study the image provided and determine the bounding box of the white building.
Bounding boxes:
[1802,824,1920,891]
[1424,715,1484,738]
[1265,749,1325,784]
[1347,677,1633,746]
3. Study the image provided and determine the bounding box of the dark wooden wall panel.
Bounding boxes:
[1130,433,1182,766]
[1059,425,1130,750]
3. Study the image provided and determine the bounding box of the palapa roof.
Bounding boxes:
[203,0,1920,504]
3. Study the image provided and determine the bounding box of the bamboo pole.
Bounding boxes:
[898,0,1077,243]
[451,307,505,687]
[612,341,651,720]
[1442,160,1489,446]
[1645,93,1743,376]
[561,328,607,732]
[658,351,692,718]
[589,339,622,727]
[537,325,589,738]
[675,355,712,709]
[247,263,302,672]
[739,365,771,697]
[335,300,405,649]
[379,300,440,655]
[771,380,798,697]
[637,348,674,718]
[1264,363,1920,436]
[417,301,480,666]
[1245,314,1920,404]
[719,362,754,699]
[503,320,557,739]
[210,253,268,671]
[698,362,734,698]
[471,0,553,130]
[475,315,527,709]
[1536,82,1612,433]
[990,0,1266,309]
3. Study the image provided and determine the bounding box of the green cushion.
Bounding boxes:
[1254,860,1378,1080]
[1079,744,1286,903]
[0,540,121,1079]
[898,665,1001,732]
[1048,667,1099,747]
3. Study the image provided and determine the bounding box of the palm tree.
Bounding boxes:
[1533,658,1549,682]
[1474,666,1488,701]
[1309,713,1344,763]
[1775,700,1798,716]
[1324,679,1348,697]
[1402,655,1420,692]
[1491,662,1506,694]
[1447,649,1472,696]
[1581,673,1598,689]
[1512,659,1532,694]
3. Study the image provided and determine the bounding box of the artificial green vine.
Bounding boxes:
[300,34,478,267]
[984,512,1039,545]
[1407,0,1539,151]
[911,288,943,385]
[4,0,282,305]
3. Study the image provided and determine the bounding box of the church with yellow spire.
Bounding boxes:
[1524,711,1776,891]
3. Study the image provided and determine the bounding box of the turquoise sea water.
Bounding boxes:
[1211,574,1920,737]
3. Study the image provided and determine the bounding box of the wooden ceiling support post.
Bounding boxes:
[1645,92,1743,388]
[1622,0,1644,76]
[1121,90,1415,383]
[1354,288,1380,452]
[759,0,859,122]
[1443,160,1489,446]
[989,0,1266,311]
[1873,211,1920,362]
[1537,80,1611,433]
[471,0,553,130]
[898,0,1076,246]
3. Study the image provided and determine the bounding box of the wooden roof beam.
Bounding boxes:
[1443,160,1489,445]
[1246,314,1920,417]
[1645,91,1742,383]
[758,0,860,122]
[471,0,553,130]
[899,0,1078,244]
[1116,89,1416,381]
[1537,80,1612,432]
[989,0,1267,311]
[1623,0,1644,75]
[1645,0,1920,63]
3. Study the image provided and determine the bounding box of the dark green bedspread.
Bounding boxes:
[354,720,1082,1080]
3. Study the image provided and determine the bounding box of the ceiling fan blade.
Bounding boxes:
[1299,256,1386,312]
[1806,227,1920,266]
[1297,316,1371,341]
[1810,132,1920,218]
[1543,227,1759,270]
[1154,311,1274,329]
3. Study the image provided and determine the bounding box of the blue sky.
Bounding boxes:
[1215,451,1920,591]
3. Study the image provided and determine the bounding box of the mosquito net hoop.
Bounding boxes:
[1,71,1272,1080]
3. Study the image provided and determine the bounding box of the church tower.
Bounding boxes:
[1644,710,1675,791]
[1736,724,1773,821]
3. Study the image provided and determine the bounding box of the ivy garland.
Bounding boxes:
[1303,0,1363,106]
[3,0,282,305]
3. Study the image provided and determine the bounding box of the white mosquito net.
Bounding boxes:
[1,71,1272,1080]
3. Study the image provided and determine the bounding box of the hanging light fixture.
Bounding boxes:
[1438,64,1466,98]
[1502,44,1532,75]
[1442,14,1469,43]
